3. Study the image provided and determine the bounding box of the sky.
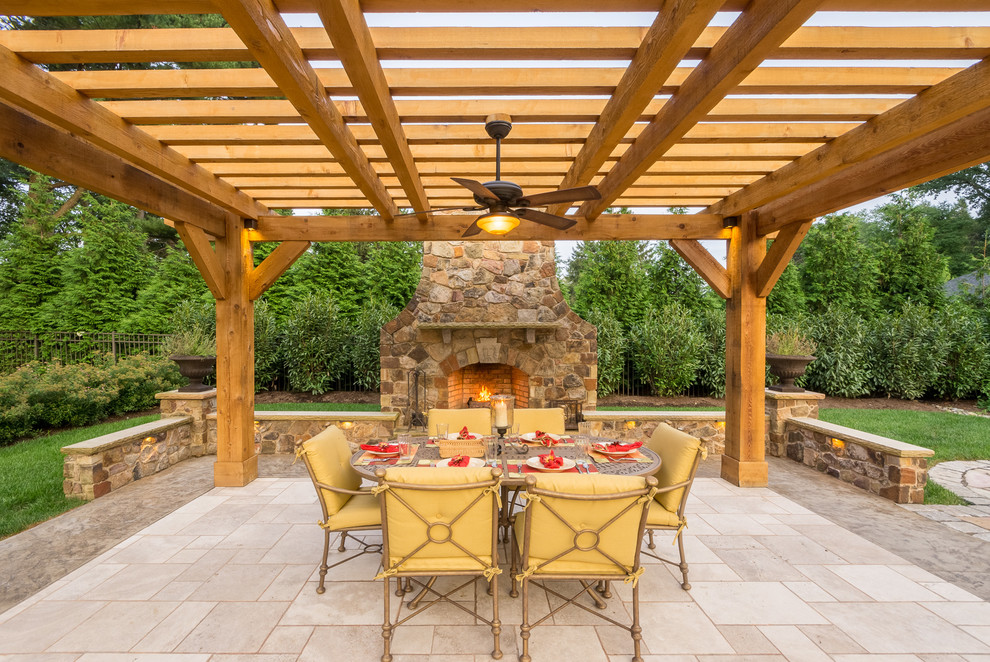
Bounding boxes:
[281,10,990,267]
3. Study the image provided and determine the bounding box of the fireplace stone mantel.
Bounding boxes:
[419,321,560,344]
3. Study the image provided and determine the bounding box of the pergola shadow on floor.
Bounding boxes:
[1,456,989,661]
[1,2,989,492]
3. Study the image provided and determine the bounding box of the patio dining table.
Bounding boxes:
[350,435,662,486]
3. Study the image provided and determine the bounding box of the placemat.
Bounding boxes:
[354,444,419,466]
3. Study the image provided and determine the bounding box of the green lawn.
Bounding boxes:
[254,403,380,412]
[0,414,160,540]
[819,408,989,505]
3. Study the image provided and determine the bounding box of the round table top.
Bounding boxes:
[351,436,661,486]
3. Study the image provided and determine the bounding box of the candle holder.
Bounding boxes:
[489,394,514,453]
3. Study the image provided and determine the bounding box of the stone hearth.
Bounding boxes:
[380,240,596,425]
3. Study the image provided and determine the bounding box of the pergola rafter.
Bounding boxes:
[0,1,987,489]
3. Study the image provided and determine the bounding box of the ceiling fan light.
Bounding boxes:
[476,210,520,235]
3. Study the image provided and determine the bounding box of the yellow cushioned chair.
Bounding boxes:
[510,473,657,662]
[512,407,566,435]
[375,466,504,662]
[296,425,382,594]
[427,407,492,437]
[642,422,704,590]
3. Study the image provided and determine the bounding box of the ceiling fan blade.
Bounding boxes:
[451,177,500,203]
[516,207,577,231]
[392,206,485,218]
[516,185,601,208]
[462,219,483,237]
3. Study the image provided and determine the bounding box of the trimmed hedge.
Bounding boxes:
[0,353,181,445]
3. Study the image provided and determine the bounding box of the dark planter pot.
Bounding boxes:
[766,354,816,392]
[169,355,217,393]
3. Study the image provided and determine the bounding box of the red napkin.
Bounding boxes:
[447,455,471,467]
[457,426,477,440]
[538,451,564,469]
[534,430,558,445]
[360,443,399,453]
[594,441,643,453]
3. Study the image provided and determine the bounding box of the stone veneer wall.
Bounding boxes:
[380,240,597,424]
[782,417,932,504]
[580,411,727,457]
[62,417,194,500]
[206,410,400,453]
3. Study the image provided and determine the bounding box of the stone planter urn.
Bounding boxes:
[169,355,216,392]
[766,354,815,392]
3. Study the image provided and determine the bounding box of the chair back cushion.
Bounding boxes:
[381,467,497,573]
[300,425,361,517]
[513,408,566,435]
[427,408,492,437]
[519,474,649,576]
[647,423,701,512]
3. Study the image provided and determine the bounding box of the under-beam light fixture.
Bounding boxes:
[476,210,520,235]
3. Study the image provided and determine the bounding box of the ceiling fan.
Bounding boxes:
[395,114,601,237]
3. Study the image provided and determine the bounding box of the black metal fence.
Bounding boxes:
[0,331,171,374]
[607,358,711,399]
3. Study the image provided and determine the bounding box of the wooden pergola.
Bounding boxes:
[0,1,988,489]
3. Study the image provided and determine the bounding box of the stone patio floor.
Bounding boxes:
[1,457,990,661]
[904,461,990,543]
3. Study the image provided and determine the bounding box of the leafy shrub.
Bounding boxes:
[867,303,949,399]
[253,299,282,392]
[804,306,871,397]
[932,301,990,399]
[695,306,726,398]
[585,308,626,398]
[281,293,347,394]
[629,303,703,397]
[0,354,181,445]
[350,298,398,391]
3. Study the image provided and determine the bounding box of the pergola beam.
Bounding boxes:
[756,105,990,234]
[5,26,989,64]
[581,0,824,219]
[250,214,728,242]
[318,0,429,220]
[755,220,813,297]
[711,56,990,220]
[174,222,227,300]
[0,42,265,227]
[248,241,312,300]
[545,0,722,217]
[0,101,226,237]
[213,0,397,219]
[669,239,730,299]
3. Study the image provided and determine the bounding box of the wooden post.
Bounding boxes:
[722,212,768,487]
[213,213,257,487]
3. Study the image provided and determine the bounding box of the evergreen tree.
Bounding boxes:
[0,176,75,331]
[121,246,210,333]
[766,261,806,317]
[364,241,422,310]
[799,213,879,316]
[567,240,651,330]
[295,242,367,319]
[43,195,153,331]
[868,197,950,310]
[645,241,719,315]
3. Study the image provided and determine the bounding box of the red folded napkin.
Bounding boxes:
[534,430,559,446]
[447,455,471,467]
[360,443,399,453]
[457,426,477,440]
[594,441,643,453]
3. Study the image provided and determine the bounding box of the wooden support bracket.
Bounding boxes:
[248,240,310,300]
[174,221,226,300]
[669,238,730,299]
[755,218,813,297]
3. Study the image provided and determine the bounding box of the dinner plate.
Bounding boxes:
[436,457,486,468]
[446,432,481,440]
[520,432,562,443]
[363,447,400,457]
[526,456,576,472]
[593,444,638,456]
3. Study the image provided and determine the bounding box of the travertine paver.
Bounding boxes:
[903,460,990,542]
[1,475,988,661]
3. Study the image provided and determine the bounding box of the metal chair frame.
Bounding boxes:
[298,443,383,595]
[510,474,658,662]
[642,446,704,590]
[374,467,504,662]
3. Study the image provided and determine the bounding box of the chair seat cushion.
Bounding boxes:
[512,516,631,577]
[326,493,381,531]
[645,503,682,528]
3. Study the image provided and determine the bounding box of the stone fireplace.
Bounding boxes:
[380,240,597,425]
